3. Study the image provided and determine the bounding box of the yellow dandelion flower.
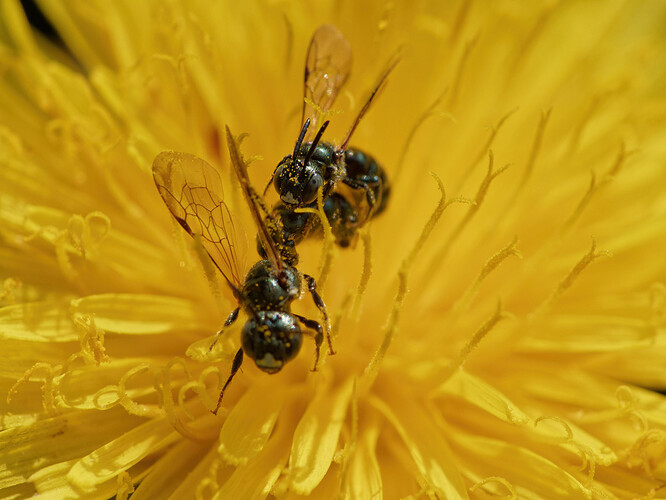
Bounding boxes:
[2,0,666,498]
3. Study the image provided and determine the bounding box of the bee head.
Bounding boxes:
[273,118,330,207]
[274,157,323,206]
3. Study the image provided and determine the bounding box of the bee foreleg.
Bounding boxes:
[295,314,323,371]
[303,273,334,355]
[212,347,244,415]
[209,306,240,351]
[342,176,379,218]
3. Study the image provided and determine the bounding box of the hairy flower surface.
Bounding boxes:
[1,0,666,498]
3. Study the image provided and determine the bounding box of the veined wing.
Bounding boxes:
[225,126,283,271]
[301,24,352,139]
[152,151,246,293]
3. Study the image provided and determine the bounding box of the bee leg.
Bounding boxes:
[209,307,240,351]
[295,314,323,371]
[262,172,275,197]
[342,177,379,218]
[303,273,335,355]
[212,348,244,415]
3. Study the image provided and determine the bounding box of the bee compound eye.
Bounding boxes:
[301,173,323,204]
[274,164,286,191]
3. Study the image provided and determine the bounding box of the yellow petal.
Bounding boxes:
[218,377,285,466]
[70,294,207,335]
[0,407,144,490]
[0,301,77,342]
[452,433,589,499]
[215,402,300,499]
[67,416,179,489]
[436,369,530,425]
[287,378,354,494]
[373,379,467,499]
[130,439,209,500]
[340,419,383,500]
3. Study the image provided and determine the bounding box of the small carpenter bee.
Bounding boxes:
[263,24,395,254]
[152,126,331,415]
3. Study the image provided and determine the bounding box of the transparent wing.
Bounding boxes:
[152,151,246,293]
[225,126,284,271]
[301,24,352,138]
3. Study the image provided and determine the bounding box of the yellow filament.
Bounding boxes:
[331,291,353,348]
[439,300,512,383]
[453,237,522,314]
[155,358,214,440]
[469,476,517,499]
[351,228,373,319]
[1,277,22,305]
[456,109,518,192]
[625,429,666,478]
[394,88,452,181]
[447,34,478,107]
[434,150,509,265]
[361,173,448,392]
[616,385,648,434]
[54,229,79,283]
[116,471,134,500]
[534,238,611,315]
[534,415,574,443]
[568,94,604,155]
[296,186,335,287]
[519,108,552,190]
[337,378,359,491]
[7,362,58,415]
[74,314,109,365]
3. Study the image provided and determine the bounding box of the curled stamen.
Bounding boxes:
[469,476,517,499]
[7,362,58,415]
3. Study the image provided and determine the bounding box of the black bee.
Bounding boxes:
[152,126,331,415]
[264,24,395,254]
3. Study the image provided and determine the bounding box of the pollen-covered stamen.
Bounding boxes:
[295,186,335,287]
[361,173,452,392]
[451,236,522,316]
[7,362,58,416]
[455,108,518,193]
[91,363,153,414]
[350,228,372,319]
[1,1,665,497]
[437,300,512,384]
[560,144,635,235]
[532,238,611,316]
[470,477,517,498]
[425,150,510,283]
[73,314,109,365]
[156,358,217,437]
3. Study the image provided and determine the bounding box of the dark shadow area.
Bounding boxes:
[20,0,65,47]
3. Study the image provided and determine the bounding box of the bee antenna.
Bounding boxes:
[294,119,311,159]
[305,120,329,165]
